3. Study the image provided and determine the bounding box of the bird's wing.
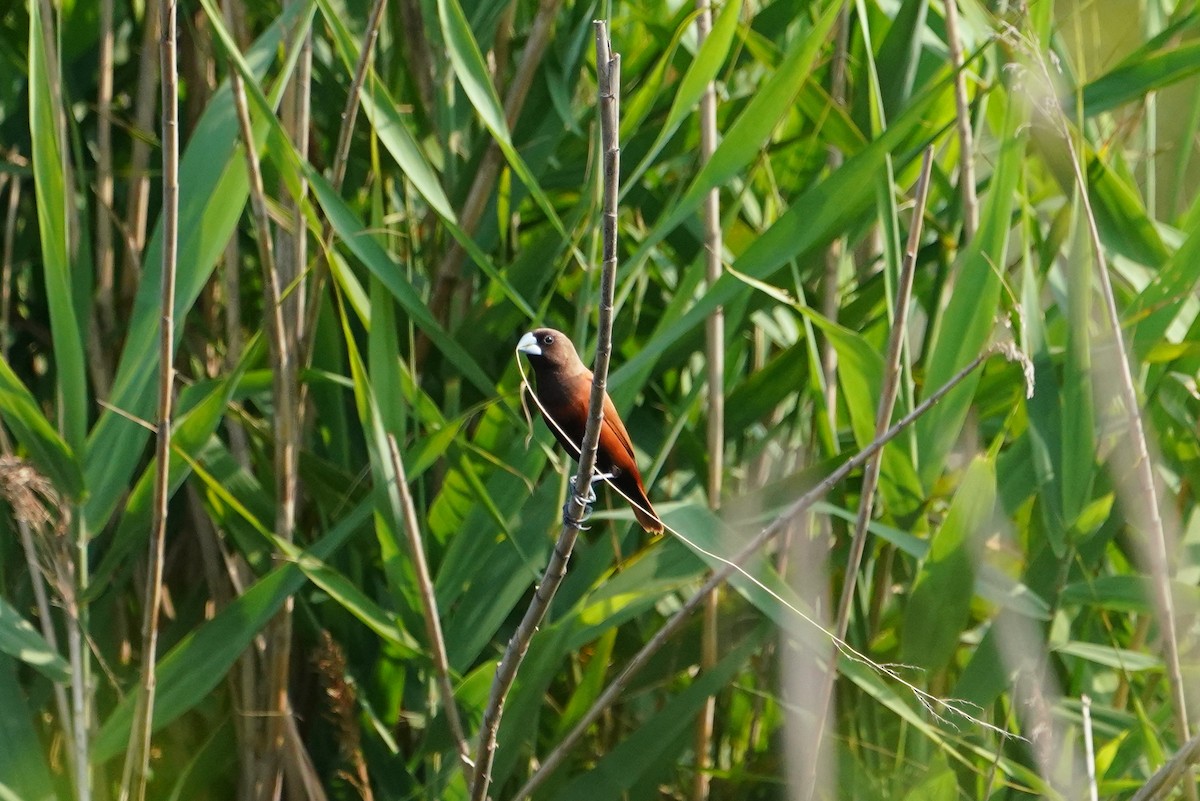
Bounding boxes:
[600,392,639,467]
[546,372,640,471]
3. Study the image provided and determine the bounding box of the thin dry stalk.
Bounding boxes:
[298,0,387,372]
[1025,36,1195,795]
[694,0,724,797]
[330,0,386,191]
[512,345,1010,801]
[782,517,834,801]
[119,1,179,798]
[943,0,979,240]
[384,434,472,780]
[84,0,118,399]
[804,148,934,789]
[836,148,933,636]
[95,0,116,338]
[123,0,162,287]
[2,163,19,355]
[821,0,852,433]
[418,0,563,363]
[283,713,330,801]
[469,26,620,801]
[222,239,250,464]
[1132,731,1200,801]
[276,4,311,341]
[220,0,250,472]
[228,47,300,801]
[68,582,90,800]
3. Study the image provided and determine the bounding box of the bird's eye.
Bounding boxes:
[542,334,554,345]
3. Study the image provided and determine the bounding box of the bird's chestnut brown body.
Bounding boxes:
[518,328,663,533]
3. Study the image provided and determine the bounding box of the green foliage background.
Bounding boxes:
[1,0,1200,799]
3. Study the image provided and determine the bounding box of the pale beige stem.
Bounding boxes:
[119,1,179,798]
[694,0,724,797]
[943,0,978,240]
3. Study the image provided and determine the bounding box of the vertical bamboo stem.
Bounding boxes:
[943,0,978,240]
[694,1,724,797]
[95,0,116,338]
[119,1,179,798]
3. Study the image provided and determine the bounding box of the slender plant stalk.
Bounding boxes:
[119,1,178,799]
[512,345,1008,801]
[694,1,724,797]
[26,13,99,773]
[84,0,116,399]
[298,0,387,373]
[803,148,933,793]
[65,564,90,801]
[283,713,330,801]
[1026,37,1195,798]
[469,26,620,801]
[21,518,76,767]
[385,434,472,780]
[227,45,302,801]
[122,0,161,287]
[1132,731,1200,801]
[221,0,250,472]
[821,0,852,434]
[215,15,262,790]
[276,4,311,340]
[95,0,116,340]
[329,0,385,191]
[836,149,932,637]
[943,0,979,240]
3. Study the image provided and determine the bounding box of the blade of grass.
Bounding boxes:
[28,1,86,451]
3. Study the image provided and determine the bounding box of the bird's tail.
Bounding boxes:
[633,497,664,534]
[613,471,664,534]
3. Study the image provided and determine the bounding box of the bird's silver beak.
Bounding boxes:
[516,331,541,356]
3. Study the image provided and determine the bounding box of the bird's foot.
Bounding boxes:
[591,471,614,485]
[563,475,598,529]
[568,475,599,504]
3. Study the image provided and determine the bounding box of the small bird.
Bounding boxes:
[517,327,663,534]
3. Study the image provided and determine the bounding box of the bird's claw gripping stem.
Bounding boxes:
[563,475,601,529]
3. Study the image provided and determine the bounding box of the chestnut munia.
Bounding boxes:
[517,328,663,533]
